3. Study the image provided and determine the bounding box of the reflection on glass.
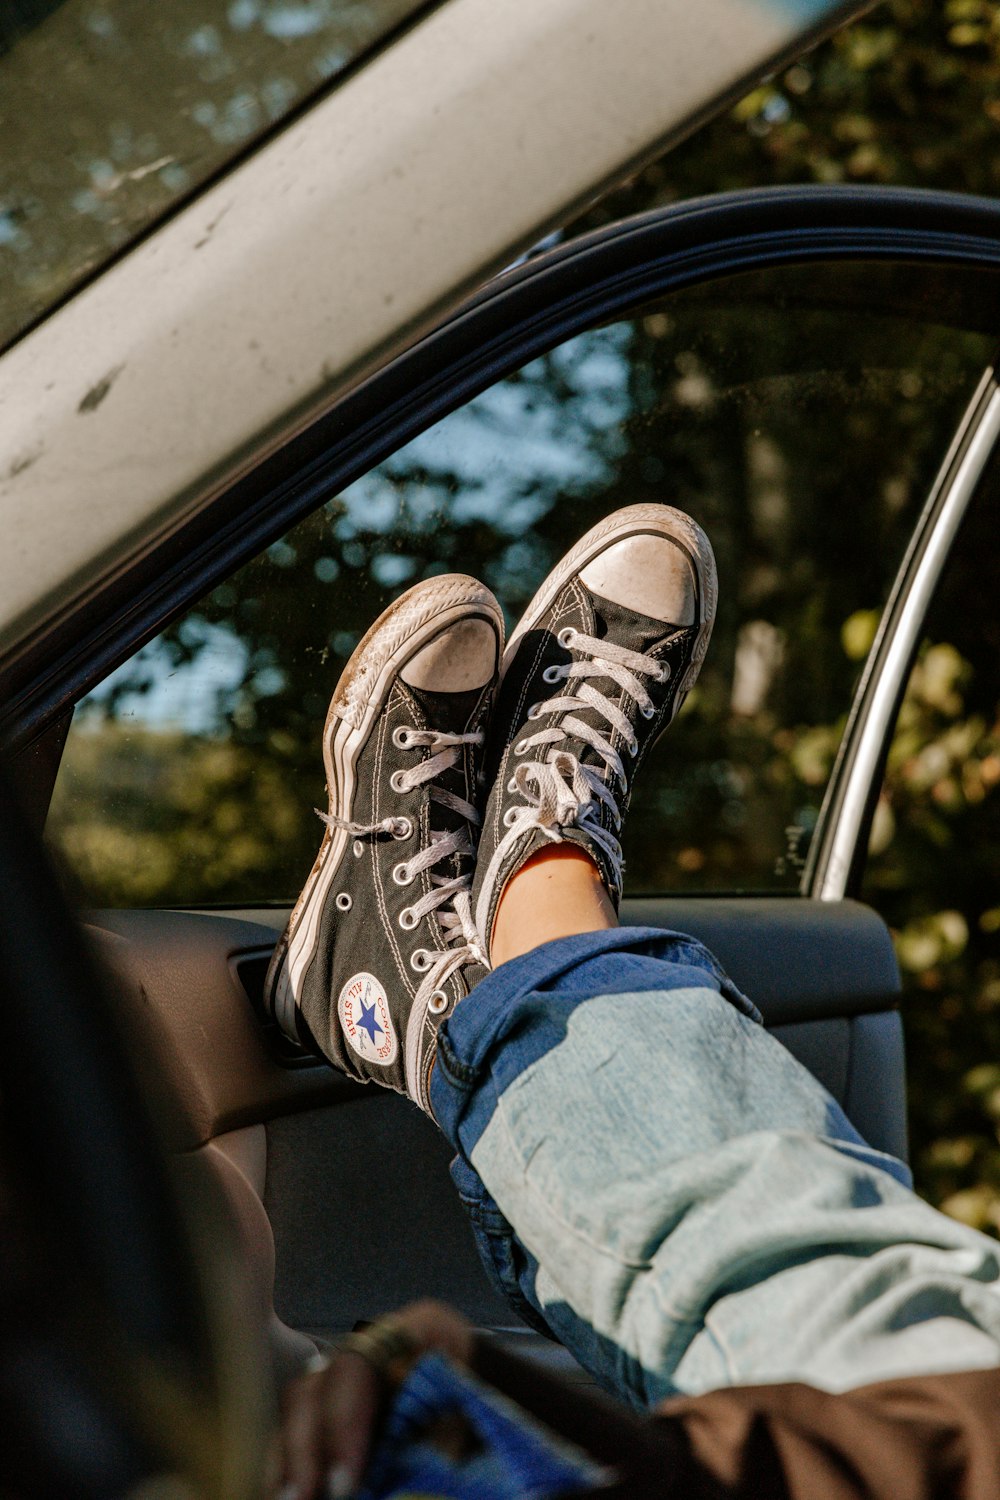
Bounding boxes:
[0,0,427,348]
[47,263,996,906]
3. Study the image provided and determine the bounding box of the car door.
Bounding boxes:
[31,185,1000,1370]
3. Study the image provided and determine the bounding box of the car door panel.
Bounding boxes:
[89,898,901,1135]
[90,909,350,1148]
[88,895,904,1346]
[263,1093,515,1340]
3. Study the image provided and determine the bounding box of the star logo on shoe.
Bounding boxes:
[338,972,398,1066]
[356,998,383,1046]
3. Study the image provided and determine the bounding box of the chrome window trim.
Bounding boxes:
[806,362,1000,901]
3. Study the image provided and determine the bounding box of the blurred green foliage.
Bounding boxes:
[50,277,991,900]
[862,475,1000,1233]
[53,729,304,905]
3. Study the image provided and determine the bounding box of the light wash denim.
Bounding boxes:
[430,928,1000,1410]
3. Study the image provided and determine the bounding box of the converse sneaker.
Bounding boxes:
[265,574,504,1113]
[472,504,717,953]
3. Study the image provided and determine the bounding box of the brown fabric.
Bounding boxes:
[656,1368,1000,1499]
[473,1336,1000,1498]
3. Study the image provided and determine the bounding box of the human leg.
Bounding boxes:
[267,507,1000,1419]
[432,506,1000,1408]
[489,844,617,967]
[432,918,1000,1409]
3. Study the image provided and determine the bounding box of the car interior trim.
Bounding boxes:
[83,896,901,1146]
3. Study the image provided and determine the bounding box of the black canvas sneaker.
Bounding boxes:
[472,504,717,954]
[265,574,504,1113]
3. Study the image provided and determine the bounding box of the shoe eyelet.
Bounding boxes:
[393,725,415,749]
[503,807,520,828]
[390,769,408,793]
[428,990,449,1016]
[640,701,655,720]
[657,663,672,684]
[353,840,364,857]
[410,949,432,973]
[514,739,529,756]
[393,862,413,886]
[557,626,577,648]
[628,738,639,758]
[398,908,418,930]
[506,777,518,794]
[542,664,562,684]
[526,703,543,721]
[392,817,413,840]
[335,892,352,911]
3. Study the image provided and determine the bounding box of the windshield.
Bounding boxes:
[0,0,432,351]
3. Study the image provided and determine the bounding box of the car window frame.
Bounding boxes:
[10,184,1000,898]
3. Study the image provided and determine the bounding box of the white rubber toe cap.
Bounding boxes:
[401,614,500,691]
[578,534,697,625]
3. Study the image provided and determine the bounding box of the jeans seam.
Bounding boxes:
[436,1031,479,1088]
[701,1307,740,1385]
[460,1200,511,1233]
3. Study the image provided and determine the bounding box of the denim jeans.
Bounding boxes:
[429,928,1000,1410]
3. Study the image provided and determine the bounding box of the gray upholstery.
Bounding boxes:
[265,1093,515,1339]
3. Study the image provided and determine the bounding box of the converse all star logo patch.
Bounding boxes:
[337,971,398,1067]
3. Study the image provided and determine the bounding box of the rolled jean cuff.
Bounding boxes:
[430,925,757,1152]
[428,926,757,1339]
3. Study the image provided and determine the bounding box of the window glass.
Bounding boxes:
[0,0,430,349]
[861,457,1000,1228]
[47,261,996,906]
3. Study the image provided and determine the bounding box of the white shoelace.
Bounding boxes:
[504,626,670,889]
[319,727,489,1006]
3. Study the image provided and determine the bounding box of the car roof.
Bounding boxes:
[0,0,869,676]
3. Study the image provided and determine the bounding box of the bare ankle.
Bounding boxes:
[490,844,617,968]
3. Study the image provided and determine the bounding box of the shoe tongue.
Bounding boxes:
[406,684,483,736]
[462,959,490,991]
[556,593,682,776]
[588,590,680,655]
